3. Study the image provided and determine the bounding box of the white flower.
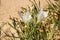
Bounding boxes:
[38,8,48,21]
[20,12,32,22]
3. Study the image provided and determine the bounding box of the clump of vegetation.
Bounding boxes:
[1,0,60,40]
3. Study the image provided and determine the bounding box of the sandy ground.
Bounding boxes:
[0,0,31,23]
